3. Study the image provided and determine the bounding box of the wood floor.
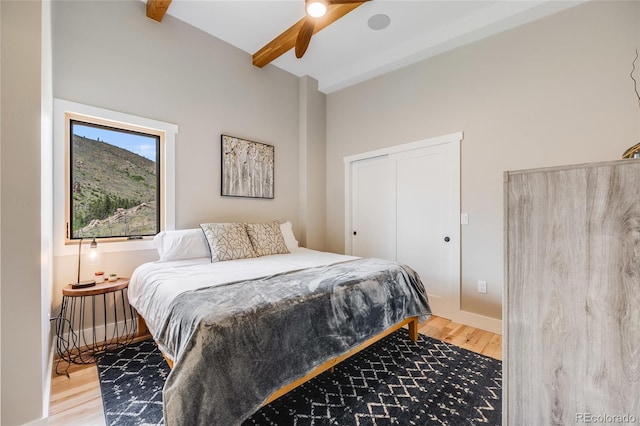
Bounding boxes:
[48,316,502,425]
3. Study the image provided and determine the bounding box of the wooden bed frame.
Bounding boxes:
[136,313,419,405]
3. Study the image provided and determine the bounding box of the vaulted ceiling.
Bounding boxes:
[146,0,584,94]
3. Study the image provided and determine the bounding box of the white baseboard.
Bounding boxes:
[43,343,55,418]
[451,310,502,335]
[25,418,49,426]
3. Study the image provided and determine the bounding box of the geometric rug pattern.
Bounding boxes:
[97,339,168,426]
[97,330,501,425]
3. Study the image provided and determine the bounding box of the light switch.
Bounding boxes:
[461,213,469,225]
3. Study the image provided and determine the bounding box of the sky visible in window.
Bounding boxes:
[73,123,157,162]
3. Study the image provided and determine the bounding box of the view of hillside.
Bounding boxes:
[71,134,158,238]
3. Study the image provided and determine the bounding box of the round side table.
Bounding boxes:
[54,278,137,374]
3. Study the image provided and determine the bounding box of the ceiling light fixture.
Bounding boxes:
[306,0,327,18]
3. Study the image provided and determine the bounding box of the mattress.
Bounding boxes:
[128,248,358,339]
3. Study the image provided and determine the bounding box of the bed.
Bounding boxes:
[128,221,431,425]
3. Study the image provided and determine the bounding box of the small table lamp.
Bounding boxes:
[70,237,99,289]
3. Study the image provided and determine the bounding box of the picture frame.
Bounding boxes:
[221,135,274,199]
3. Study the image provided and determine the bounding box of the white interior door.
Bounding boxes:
[392,145,456,318]
[351,156,393,260]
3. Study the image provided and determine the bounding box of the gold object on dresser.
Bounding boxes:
[622,141,640,159]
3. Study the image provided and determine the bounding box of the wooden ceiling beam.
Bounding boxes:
[147,0,172,22]
[252,2,366,68]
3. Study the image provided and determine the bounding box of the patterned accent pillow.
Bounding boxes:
[199,222,256,262]
[245,221,290,257]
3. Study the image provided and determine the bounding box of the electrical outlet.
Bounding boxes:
[478,280,487,294]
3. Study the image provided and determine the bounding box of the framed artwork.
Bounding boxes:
[221,135,274,199]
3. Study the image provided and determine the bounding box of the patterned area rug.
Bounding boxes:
[97,330,501,425]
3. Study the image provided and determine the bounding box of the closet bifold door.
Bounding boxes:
[350,155,393,260]
[390,145,456,319]
[504,159,640,425]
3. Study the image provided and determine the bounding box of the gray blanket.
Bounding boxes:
[156,257,431,425]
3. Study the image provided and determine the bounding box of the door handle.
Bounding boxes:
[444,236,450,242]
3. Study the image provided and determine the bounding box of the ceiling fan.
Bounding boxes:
[145,0,370,68]
[252,0,371,68]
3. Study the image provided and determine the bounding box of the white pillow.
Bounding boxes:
[279,221,299,252]
[154,229,210,262]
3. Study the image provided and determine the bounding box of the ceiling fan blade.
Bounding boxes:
[295,18,316,58]
[253,2,367,68]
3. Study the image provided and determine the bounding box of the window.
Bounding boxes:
[54,99,177,253]
[67,117,161,240]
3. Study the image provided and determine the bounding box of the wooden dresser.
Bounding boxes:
[504,159,640,425]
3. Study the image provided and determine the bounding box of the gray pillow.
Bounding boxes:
[245,221,290,257]
[199,222,256,262]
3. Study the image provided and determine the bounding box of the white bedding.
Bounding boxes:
[129,248,359,337]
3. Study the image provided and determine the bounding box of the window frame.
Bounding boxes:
[66,114,163,242]
[54,99,177,255]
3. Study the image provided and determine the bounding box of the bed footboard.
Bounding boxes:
[136,312,149,338]
[263,316,419,405]
[145,314,419,403]
[408,316,419,341]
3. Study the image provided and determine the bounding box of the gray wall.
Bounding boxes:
[326,0,640,320]
[299,76,327,250]
[1,1,48,424]
[52,1,303,305]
